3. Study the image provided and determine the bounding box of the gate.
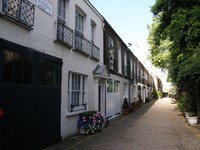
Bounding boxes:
[0,39,62,149]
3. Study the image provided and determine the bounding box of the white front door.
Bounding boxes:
[98,79,106,116]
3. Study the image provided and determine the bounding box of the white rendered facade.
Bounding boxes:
[0,0,105,140]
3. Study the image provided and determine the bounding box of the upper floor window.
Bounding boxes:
[68,72,87,112]
[108,36,114,48]
[108,36,114,70]
[134,61,136,77]
[91,20,96,43]
[140,68,144,81]
[124,51,127,76]
[137,61,139,78]
[109,48,114,70]
[75,9,84,33]
[57,0,66,20]
[118,47,122,74]
[130,59,133,79]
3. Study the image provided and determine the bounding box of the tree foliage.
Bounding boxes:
[148,0,200,91]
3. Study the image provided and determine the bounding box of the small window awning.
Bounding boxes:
[93,64,110,79]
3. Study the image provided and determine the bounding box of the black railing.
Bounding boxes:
[2,0,35,27]
[91,43,100,60]
[56,17,73,47]
[75,30,90,56]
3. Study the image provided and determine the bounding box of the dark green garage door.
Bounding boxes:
[0,39,62,150]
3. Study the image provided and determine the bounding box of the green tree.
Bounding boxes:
[148,0,200,112]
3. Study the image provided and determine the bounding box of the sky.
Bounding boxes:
[89,0,171,91]
[89,0,155,68]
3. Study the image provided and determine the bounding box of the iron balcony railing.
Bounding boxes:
[56,17,73,47]
[56,21,100,61]
[75,30,90,56]
[2,0,35,28]
[91,42,100,60]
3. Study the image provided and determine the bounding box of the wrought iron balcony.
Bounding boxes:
[1,0,35,28]
[75,30,90,56]
[56,17,73,47]
[91,43,100,61]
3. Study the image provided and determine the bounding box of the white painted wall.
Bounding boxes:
[0,0,104,139]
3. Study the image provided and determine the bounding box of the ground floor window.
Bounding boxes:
[107,79,119,93]
[68,72,87,112]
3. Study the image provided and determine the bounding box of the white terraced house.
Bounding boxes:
[0,0,155,149]
[0,0,107,149]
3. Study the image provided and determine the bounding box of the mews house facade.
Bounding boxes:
[103,20,154,119]
[0,0,154,149]
[0,0,107,149]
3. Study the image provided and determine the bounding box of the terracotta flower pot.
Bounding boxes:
[123,109,129,115]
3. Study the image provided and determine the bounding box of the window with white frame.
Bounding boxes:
[108,36,114,48]
[124,51,127,76]
[130,59,133,79]
[68,72,87,112]
[57,0,66,20]
[107,79,119,93]
[75,9,84,33]
[134,61,136,78]
[91,20,96,43]
[114,80,119,93]
[137,61,139,78]
[140,69,144,82]
[108,36,114,70]
[118,47,122,74]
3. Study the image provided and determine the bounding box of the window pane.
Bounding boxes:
[91,24,95,41]
[82,76,85,91]
[107,79,113,93]
[72,91,79,106]
[14,52,32,84]
[2,50,14,83]
[75,10,83,33]
[69,73,87,112]
[114,81,119,93]
[39,60,58,86]
[2,50,32,84]
[58,0,66,19]
[72,74,80,90]
[82,92,85,104]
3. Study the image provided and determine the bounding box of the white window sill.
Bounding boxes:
[66,109,90,117]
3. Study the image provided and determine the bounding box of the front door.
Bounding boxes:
[98,79,106,116]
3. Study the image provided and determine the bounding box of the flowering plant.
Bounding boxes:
[78,111,107,134]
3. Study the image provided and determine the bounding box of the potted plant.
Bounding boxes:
[186,111,198,126]
[122,97,129,115]
[77,111,107,134]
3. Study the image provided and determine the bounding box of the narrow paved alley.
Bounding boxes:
[45,98,200,150]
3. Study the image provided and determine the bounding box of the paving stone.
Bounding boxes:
[44,98,200,150]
